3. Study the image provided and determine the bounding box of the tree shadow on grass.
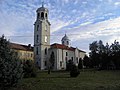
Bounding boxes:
[39,76,70,79]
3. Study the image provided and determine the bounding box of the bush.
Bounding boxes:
[78,58,83,69]
[66,60,74,71]
[70,65,80,77]
[23,60,37,78]
[0,35,23,89]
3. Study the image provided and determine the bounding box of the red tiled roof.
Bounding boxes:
[10,43,33,51]
[50,43,75,51]
[51,43,86,53]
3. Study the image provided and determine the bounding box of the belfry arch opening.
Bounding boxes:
[45,13,47,18]
[41,12,44,19]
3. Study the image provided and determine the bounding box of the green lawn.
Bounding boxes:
[11,70,120,90]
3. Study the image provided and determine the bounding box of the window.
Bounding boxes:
[62,41,64,44]
[67,41,69,45]
[36,47,38,55]
[76,57,78,63]
[44,61,47,66]
[45,48,47,55]
[20,52,22,56]
[45,36,47,42]
[37,13,40,19]
[36,35,39,43]
[65,57,68,63]
[31,54,33,57]
[41,12,44,19]
[71,57,73,61]
[66,52,68,56]
[45,13,47,18]
[60,61,62,67]
[37,25,39,31]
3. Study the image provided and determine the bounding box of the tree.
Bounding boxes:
[70,64,80,77]
[89,41,99,67]
[66,59,74,71]
[83,55,91,68]
[23,60,37,78]
[78,58,83,69]
[110,40,120,69]
[66,59,80,77]
[89,40,120,70]
[48,52,55,73]
[49,52,55,69]
[0,35,23,89]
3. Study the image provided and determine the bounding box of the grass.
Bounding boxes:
[11,70,120,90]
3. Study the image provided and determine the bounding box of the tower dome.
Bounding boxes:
[61,34,70,46]
[37,6,48,12]
[36,4,48,20]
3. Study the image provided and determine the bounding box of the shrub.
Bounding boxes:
[66,60,74,71]
[70,65,80,77]
[23,60,37,78]
[78,58,83,69]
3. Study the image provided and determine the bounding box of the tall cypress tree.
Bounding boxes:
[0,35,23,89]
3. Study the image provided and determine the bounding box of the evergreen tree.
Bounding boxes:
[48,52,55,74]
[23,60,36,78]
[0,35,23,89]
[49,52,55,69]
[78,58,83,69]
[66,59,74,71]
[89,40,120,70]
[83,55,91,68]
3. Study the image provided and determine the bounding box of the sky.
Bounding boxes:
[0,0,120,54]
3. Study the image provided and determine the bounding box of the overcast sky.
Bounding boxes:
[0,0,120,53]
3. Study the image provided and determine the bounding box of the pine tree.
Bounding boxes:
[0,35,23,89]
[78,58,83,69]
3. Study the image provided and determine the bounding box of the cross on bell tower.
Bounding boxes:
[42,1,44,7]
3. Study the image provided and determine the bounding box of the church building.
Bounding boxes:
[34,5,86,70]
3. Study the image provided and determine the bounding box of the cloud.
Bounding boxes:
[1,0,120,53]
[62,16,120,52]
[70,17,120,40]
[51,19,70,33]
[0,0,35,45]
[114,2,120,6]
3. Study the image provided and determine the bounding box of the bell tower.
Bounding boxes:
[61,34,70,46]
[34,4,50,70]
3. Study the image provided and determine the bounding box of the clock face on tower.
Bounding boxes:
[45,36,47,42]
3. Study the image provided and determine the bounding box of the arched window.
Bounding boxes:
[44,61,47,66]
[36,47,38,55]
[66,52,68,56]
[45,48,47,55]
[37,25,39,31]
[67,41,69,45]
[60,61,62,67]
[36,35,39,43]
[45,13,47,18]
[41,12,44,19]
